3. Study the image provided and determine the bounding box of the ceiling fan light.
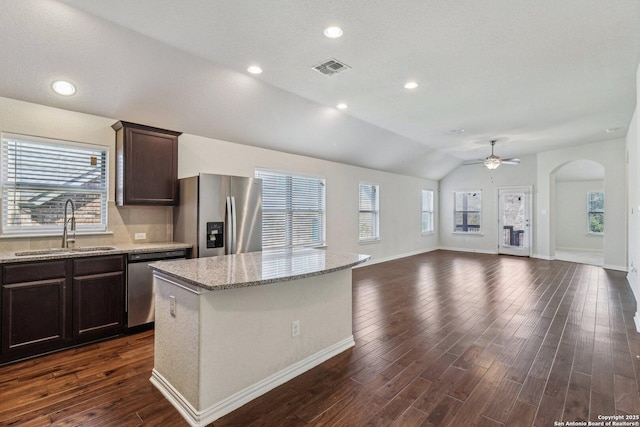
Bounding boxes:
[484,156,501,170]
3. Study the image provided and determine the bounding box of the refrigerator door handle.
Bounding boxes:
[226,196,233,255]
[230,196,237,254]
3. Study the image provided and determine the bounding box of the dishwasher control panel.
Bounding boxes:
[128,250,187,262]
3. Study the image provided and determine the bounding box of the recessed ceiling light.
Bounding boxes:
[52,80,76,96]
[605,127,621,133]
[404,81,418,90]
[247,65,263,74]
[324,26,343,39]
[336,103,348,110]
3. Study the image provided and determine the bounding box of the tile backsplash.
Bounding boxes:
[0,202,173,252]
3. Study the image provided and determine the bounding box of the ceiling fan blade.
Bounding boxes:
[462,159,485,165]
[501,158,520,165]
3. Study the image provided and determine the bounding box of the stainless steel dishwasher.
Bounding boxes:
[127,249,187,328]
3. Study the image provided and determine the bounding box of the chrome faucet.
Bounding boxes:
[62,198,76,248]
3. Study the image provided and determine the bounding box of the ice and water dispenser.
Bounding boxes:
[206,222,224,248]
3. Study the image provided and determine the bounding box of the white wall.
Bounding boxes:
[626,62,639,329]
[178,134,438,262]
[438,154,537,253]
[536,139,627,270]
[555,180,604,252]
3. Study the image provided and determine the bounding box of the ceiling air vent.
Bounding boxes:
[312,58,351,77]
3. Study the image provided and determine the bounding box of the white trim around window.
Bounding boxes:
[255,168,326,249]
[1,132,109,237]
[421,189,435,234]
[359,182,379,243]
[453,190,482,234]
[587,191,604,235]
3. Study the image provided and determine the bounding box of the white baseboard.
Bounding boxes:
[628,272,638,301]
[357,247,438,267]
[151,336,355,427]
[531,254,553,260]
[603,264,628,272]
[437,246,498,255]
[555,246,603,253]
[626,274,640,333]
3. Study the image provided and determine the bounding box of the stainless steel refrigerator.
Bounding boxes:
[173,173,262,258]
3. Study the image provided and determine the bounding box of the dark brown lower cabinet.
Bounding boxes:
[1,255,125,364]
[1,260,71,360]
[73,256,125,340]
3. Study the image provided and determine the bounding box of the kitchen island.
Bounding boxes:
[149,248,370,427]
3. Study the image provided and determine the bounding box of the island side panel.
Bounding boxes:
[198,269,354,410]
[153,275,201,407]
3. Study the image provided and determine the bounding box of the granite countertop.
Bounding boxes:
[0,242,192,264]
[150,248,371,291]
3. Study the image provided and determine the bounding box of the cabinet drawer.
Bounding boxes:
[73,255,125,276]
[2,260,67,284]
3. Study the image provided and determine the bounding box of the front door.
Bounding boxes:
[498,187,532,256]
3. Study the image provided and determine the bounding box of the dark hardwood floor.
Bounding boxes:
[1,250,639,426]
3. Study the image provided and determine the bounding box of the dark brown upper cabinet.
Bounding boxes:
[112,121,182,206]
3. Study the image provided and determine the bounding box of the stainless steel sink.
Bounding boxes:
[14,248,72,256]
[71,246,116,252]
[14,246,117,256]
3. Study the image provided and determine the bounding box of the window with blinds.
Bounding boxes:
[255,169,326,249]
[1,133,108,236]
[359,182,379,241]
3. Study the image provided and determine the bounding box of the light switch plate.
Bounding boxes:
[134,232,146,240]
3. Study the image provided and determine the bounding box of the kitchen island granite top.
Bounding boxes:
[149,248,370,291]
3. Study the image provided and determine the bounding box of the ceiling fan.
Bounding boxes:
[463,140,520,170]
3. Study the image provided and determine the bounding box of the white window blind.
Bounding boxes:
[255,169,325,249]
[422,189,434,233]
[359,182,379,241]
[1,133,108,236]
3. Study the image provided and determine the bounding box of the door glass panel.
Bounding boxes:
[502,193,527,248]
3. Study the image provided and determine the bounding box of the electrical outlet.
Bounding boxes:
[169,295,176,317]
[134,232,146,240]
[291,320,300,338]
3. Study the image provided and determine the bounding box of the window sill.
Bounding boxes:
[586,232,604,237]
[452,232,484,237]
[0,230,114,239]
[359,238,380,245]
[421,231,435,237]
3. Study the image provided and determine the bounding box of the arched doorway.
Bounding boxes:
[551,160,605,266]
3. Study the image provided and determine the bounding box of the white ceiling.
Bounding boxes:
[1,0,639,180]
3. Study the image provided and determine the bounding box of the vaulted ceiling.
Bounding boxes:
[1,1,639,179]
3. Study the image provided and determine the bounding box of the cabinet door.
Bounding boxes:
[125,127,177,205]
[73,271,124,339]
[113,120,181,206]
[2,278,69,355]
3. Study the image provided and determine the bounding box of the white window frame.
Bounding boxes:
[359,182,380,243]
[453,190,482,234]
[587,191,604,235]
[421,189,435,234]
[1,132,109,237]
[255,168,326,249]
